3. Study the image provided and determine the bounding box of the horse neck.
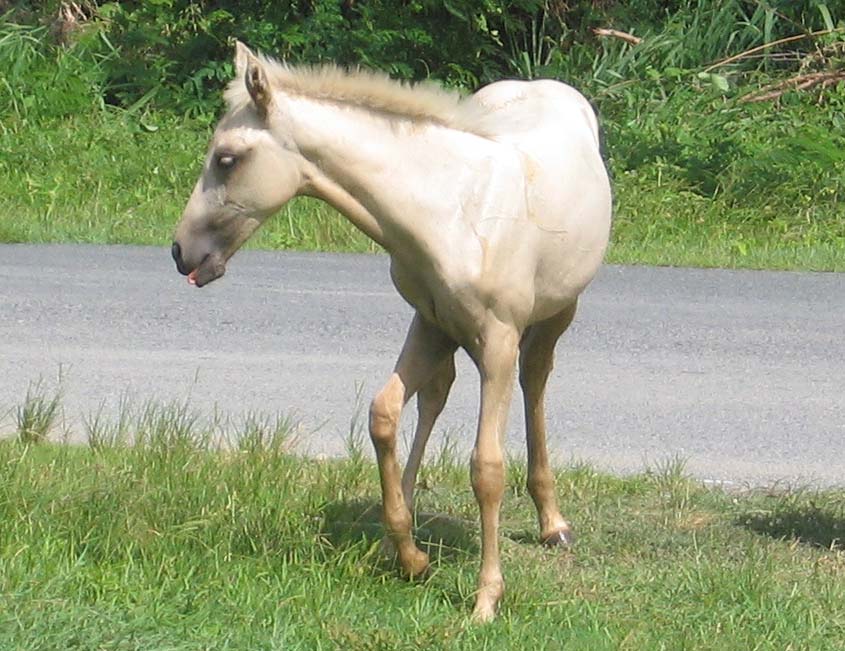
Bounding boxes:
[285,95,484,252]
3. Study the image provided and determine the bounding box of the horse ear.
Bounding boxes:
[234,41,272,118]
[234,41,251,79]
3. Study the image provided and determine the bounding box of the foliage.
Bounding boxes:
[0,1,843,269]
[0,19,109,120]
[4,1,842,115]
[5,1,558,115]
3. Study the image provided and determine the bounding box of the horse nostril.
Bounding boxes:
[171,241,189,275]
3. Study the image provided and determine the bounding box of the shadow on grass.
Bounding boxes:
[738,504,845,550]
[321,498,478,562]
[506,529,543,545]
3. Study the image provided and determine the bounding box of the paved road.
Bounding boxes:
[1,244,842,486]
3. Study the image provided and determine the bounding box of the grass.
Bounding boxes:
[2,395,845,649]
[14,379,62,445]
[0,109,377,254]
[607,168,845,271]
[1,6,844,272]
[1,92,843,271]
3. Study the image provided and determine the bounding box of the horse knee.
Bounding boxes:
[369,379,404,448]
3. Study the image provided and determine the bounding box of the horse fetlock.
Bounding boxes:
[526,468,555,500]
[383,501,413,533]
[541,524,575,547]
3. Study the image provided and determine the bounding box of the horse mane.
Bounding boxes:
[224,54,490,136]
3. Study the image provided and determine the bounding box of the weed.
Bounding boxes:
[344,382,370,464]
[84,392,133,451]
[236,411,297,456]
[15,380,62,444]
[134,399,205,452]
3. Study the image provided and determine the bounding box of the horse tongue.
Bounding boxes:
[187,269,198,285]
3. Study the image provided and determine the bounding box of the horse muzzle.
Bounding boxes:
[171,242,226,287]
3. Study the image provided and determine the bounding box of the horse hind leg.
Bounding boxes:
[369,313,456,578]
[401,354,456,510]
[519,301,578,546]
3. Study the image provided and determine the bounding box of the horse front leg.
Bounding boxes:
[369,313,456,577]
[467,321,520,622]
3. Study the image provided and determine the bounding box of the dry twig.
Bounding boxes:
[741,70,845,102]
[592,28,642,46]
[52,1,91,45]
[703,28,843,73]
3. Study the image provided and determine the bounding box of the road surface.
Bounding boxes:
[1,244,842,487]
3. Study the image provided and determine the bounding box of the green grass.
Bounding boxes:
[608,169,845,271]
[0,110,377,254]
[1,102,842,271]
[2,401,845,649]
[1,6,844,271]
[14,379,62,445]
[600,82,845,271]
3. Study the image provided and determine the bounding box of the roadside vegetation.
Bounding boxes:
[0,1,843,270]
[2,387,845,649]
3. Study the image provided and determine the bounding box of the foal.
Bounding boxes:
[172,43,612,621]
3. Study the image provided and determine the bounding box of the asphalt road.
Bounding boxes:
[1,243,842,487]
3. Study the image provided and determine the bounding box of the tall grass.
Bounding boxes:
[15,380,62,445]
[511,0,842,91]
[0,18,113,122]
[563,0,770,88]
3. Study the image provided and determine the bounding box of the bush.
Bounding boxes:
[3,1,842,116]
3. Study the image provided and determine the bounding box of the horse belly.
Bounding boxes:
[475,221,602,326]
[389,255,489,345]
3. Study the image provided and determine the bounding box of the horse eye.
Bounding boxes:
[216,154,236,170]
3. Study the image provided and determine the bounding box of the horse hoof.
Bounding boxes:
[541,526,575,547]
[402,548,430,579]
[471,603,497,624]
